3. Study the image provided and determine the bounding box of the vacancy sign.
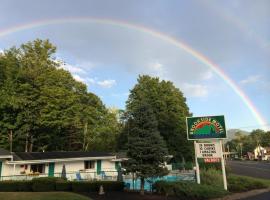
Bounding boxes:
[204,158,221,163]
[195,142,222,159]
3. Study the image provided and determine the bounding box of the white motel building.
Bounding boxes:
[0,148,125,181]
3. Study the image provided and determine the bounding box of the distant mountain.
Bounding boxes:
[226,129,250,141]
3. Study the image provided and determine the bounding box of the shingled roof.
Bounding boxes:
[0,148,11,156]
[13,151,114,161]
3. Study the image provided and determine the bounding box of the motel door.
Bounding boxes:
[97,160,101,175]
[48,163,55,177]
[0,161,2,178]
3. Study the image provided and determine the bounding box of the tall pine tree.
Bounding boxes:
[125,101,168,195]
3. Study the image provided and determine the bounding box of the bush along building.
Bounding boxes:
[0,148,125,181]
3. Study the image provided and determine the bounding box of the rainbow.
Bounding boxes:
[0,17,268,129]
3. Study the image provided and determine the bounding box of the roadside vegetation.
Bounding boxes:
[154,168,270,200]
[227,129,270,158]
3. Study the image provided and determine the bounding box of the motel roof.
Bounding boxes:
[0,148,11,156]
[13,151,114,161]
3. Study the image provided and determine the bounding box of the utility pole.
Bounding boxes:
[240,143,243,159]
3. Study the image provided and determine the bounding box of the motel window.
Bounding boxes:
[30,164,45,173]
[84,161,95,169]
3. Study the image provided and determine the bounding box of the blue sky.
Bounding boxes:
[0,0,269,131]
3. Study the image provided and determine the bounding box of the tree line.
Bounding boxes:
[226,129,270,156]
[0,39,120,152]
[0,39,193,163]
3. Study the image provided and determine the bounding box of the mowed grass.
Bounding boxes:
[230,174,270,187]
[0,192,91,200]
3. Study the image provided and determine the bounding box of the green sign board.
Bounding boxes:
[186,115,227,140]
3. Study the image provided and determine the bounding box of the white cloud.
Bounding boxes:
[86,77,97,85]
[72,74,86,83]
[97,79,116,88]
[60,63,86,74]
[146,62,167,78]
[182,83,208,97]
[240,75,262,85]
[201,70,214,80]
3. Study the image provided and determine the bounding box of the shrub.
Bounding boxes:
[32,177,62,191]
[97,181,125,191]
[184,162,194,170]
[154,181,228,200]
[71,181,96,192]
[198,160,222,170]
[17,181,33,191]
[55,181,72,191]
[71,181,124,192]
[0,181,33,192]
[200,168,223,187]
[0,181,19,191]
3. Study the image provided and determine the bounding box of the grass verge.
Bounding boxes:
[0,192,91,200]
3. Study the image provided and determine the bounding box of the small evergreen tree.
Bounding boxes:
[125,101,168,195]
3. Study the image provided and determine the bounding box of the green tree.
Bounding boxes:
[123,75,192,162]
[125,101,168,195]
[0,39,120,152]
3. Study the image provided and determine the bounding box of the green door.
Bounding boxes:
[97,160,102,175]
[115,161,120,171]
[0,161,2,178]
[48,163,55,177]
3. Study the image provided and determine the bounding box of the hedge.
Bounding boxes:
[154,181,228,200]
[71,181,124,192]
[32,177,63,192]
[0,177,124,192]
[55,181,72,191]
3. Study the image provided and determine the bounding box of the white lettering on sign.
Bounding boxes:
[196,142,222,158]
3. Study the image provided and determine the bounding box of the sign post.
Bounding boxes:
[194,141,200,184]
[219,140,227,190]
[187,115,228,190]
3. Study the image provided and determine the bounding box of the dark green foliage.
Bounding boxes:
[71,181,98,192]
[171,161,193,170]
[17,181,33,191]
[0,179,124,192]
[198,160,222,170]
[154,181,228,200]
[32,177,61,191]
[200,168,223,188]
[227,175,268,192]
[226,129,270,157]
[55,181,72,191]
[71,181,124,192]
[122,75,193,162]
[124,101,168,194]
[97,181,125,191]
[0,39,120,152]
[200,169,269,192]
[0,181,20,191]
[0,181,32,191]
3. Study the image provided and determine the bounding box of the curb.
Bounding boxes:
[213,188,270,200]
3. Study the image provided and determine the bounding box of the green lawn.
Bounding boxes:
[231,174,270,187]
[0,192,91,200]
